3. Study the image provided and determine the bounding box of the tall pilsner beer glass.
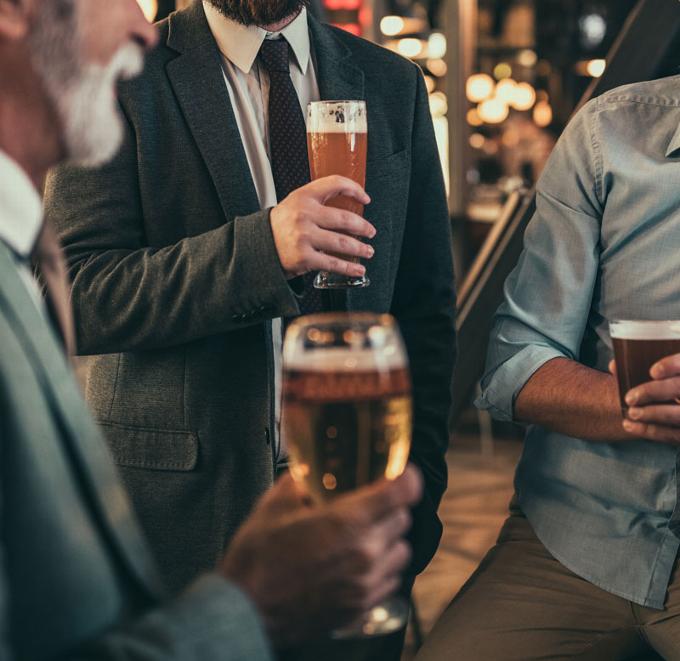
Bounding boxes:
[307,100,369,289]
[283,312,412,638]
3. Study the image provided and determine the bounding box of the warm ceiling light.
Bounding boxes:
[428,33,447,59]
[136,0,158,21]
[380,15,405,36]
[469,133,486,150]
[466,73,495,103]
[427,58,448,77]
[496,79,517,104]
[494,62,513,80]
[533,100,553,128]
[478,98,509,124]
[502,129,520,148]
[517,49,538,68]
[424,75,436,93]
[467,108,484,127]
[429,92,448,117]
[586,59,606,78]
[510,82,536,111]
[397,38,424,59]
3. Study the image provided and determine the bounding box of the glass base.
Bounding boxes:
[330,596,409,640]
[314,271,370,290]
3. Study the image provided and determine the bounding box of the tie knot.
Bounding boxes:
[259,38,290,74]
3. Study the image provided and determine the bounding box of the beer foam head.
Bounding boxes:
[610,320,680,340]
[284,314,408,371]
[307,101,367,134]
[284,347,406,372]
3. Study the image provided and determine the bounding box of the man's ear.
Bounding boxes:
[0,0,31,41]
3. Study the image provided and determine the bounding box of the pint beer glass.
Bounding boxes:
[610,320,680,414]
[307,100,369,289]
[282,312,412,638]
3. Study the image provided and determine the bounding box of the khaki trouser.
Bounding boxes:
[417,505,680,660]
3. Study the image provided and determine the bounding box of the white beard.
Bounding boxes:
[53,43,145,167]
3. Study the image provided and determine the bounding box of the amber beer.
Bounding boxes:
[307,101,369,289]
[610,321,680,413]
[283,365,411,502]
[282,314,412,503]
[307,132,368,215]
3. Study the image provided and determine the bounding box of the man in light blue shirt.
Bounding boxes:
[418,76,680,660]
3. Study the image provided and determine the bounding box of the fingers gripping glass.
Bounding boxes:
[307,101,370,290]
[282,313,413,638]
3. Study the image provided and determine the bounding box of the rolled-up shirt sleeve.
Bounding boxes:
[476,99,605,421]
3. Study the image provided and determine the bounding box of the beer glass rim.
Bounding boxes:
[283,312,406,371]
[610,319,680,339]
[286,311,394,330]
[308,100,367,107]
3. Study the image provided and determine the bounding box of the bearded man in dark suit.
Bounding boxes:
[45,0,456,650]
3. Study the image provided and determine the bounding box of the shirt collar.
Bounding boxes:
[0,150,43,259]
[202,2,311,76]
[667,122,680,158]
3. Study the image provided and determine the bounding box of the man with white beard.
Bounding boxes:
[0,1,423,658]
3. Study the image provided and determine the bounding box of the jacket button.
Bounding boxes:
[264,428,271,445]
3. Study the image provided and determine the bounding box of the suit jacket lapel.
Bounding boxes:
[166,2,260,219]
[309,17,365,107]
[309,18,367,312]
[0,244,163,599]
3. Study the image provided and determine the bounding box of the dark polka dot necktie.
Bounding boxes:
[259,37,325,316]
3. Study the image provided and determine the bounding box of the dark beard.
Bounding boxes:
[206,0,306,26]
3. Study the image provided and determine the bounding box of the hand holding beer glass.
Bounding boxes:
[611,320,680,441]
[282,312,413,638]
[307,101,370,289]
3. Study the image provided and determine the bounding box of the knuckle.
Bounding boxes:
[352,540,379,570]
[395,508,412,532]
[337,235,351,252]
[300,246,316,266]
[394,540,412,566]
[342,211,355,227]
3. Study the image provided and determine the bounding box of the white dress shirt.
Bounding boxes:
[202,2,320,208]
[203,4,321,459]
[0,150,45,312]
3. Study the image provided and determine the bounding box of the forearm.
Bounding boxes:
[515,357,631,441]
[73,576,272,661]
[68,213,299,355]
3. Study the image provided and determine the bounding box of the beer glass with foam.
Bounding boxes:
[282,312,412,638]
[307,100,369,289]
[610,320,680,414]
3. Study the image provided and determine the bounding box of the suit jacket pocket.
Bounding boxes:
[99,421,198,471]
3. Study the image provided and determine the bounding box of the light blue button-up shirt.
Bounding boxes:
[477,76,680,609]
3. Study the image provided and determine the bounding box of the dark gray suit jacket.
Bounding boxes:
[0,241,272,660]
[45,2,456,592]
